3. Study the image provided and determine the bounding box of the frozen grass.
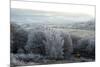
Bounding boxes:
[10,53,94,66]
[56,28,95,38]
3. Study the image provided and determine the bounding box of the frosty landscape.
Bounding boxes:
[10,8,95,66]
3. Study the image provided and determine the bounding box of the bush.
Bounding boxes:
[70,35,82,53]
[25,29,46,55]
[25,27,74,60]
[10,22,28,53]
[60,32,73,59]
[43,29,64,59]
[77,37,95,58]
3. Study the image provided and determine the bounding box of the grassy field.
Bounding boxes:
[55,28,95,38]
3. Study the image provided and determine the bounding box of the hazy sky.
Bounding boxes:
[11,1,95,17]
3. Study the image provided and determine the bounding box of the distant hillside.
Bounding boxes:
[11,8,93,25]
[71,20,95,31]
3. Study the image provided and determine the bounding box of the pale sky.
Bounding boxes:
[11,1,95,17]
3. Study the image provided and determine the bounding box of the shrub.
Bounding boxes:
[43,29,64,60]
[70,35,82,53]
[25,28,64,59]
[77,37,95,58]
[60,32,73,59]
[10,22,28,53]
[25,29,46,55]
[25,27,74,60]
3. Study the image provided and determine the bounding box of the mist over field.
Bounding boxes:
[10,8,95,66]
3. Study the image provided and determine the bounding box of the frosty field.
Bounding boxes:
[10,8,95,66]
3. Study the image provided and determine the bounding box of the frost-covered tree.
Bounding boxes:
[25,26,73,60]
[43,28,64,59]
[60,31,73,59]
